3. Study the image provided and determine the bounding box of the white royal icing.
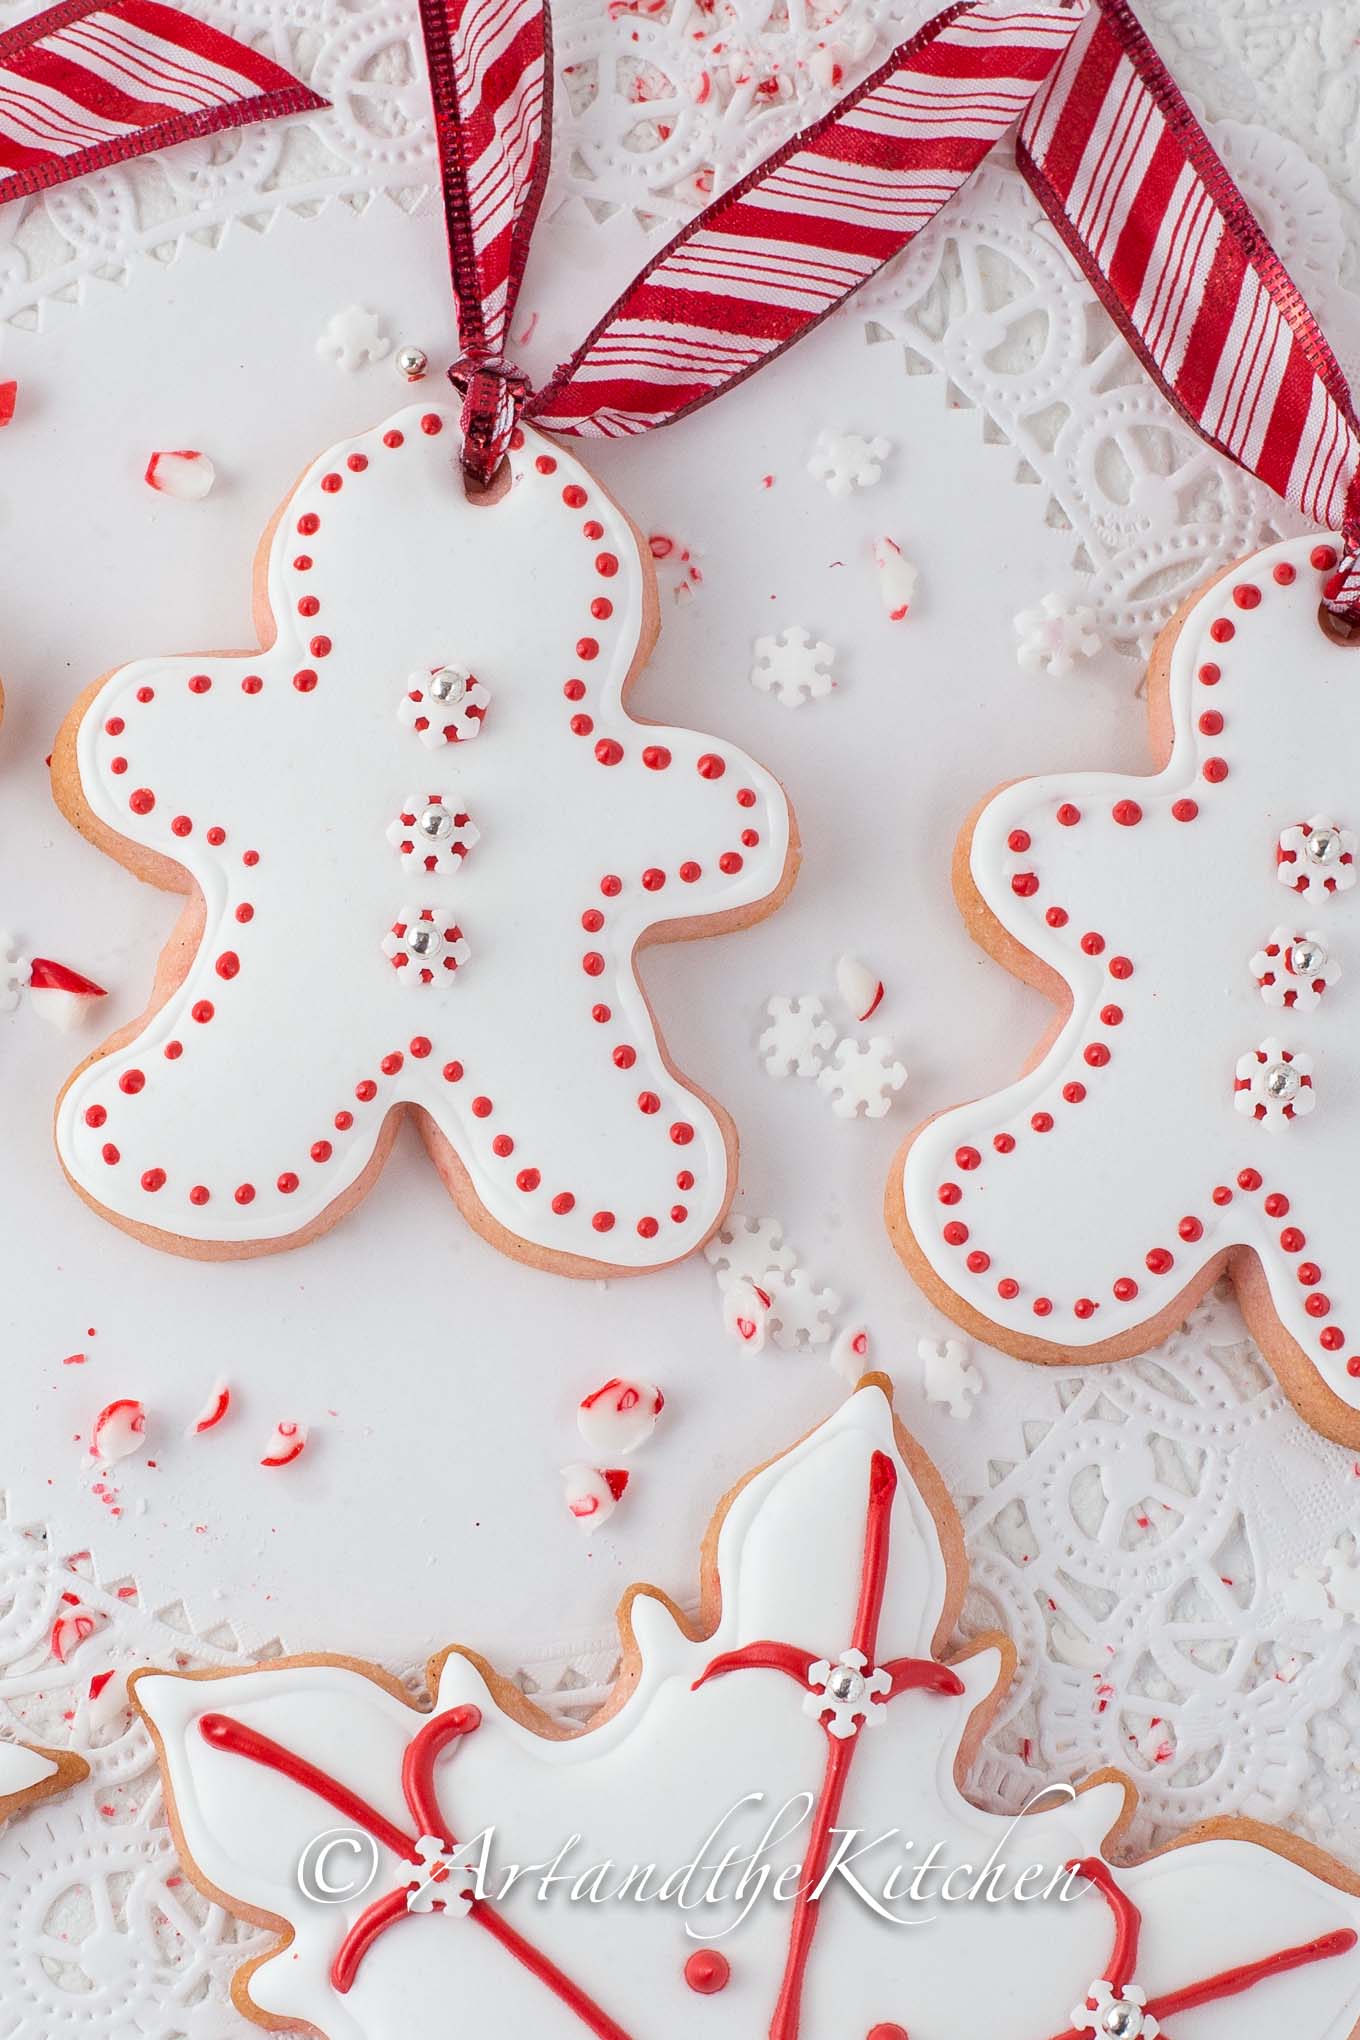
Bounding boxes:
[900,538,1360,1426]
[56,409,792,1268]
[139,1386,1360,2040]
[0,1744,58,1805]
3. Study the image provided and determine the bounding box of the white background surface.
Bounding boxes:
[2,0,1360,2029]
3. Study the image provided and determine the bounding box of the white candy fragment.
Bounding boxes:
[90,1398,147,1465]
[27,957,107,1032]
[561,1463,629,1528]
[145,450,216,501]
[831,1324,871,1381]
[723,1277,773,1352]
[873,537,917,620]
[188,1381,232,1437]
[835,954,884,1022]
[260,1420,307,1468]
[577,1379,664,1458]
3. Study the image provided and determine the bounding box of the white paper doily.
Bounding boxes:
[1,0,1360,2032]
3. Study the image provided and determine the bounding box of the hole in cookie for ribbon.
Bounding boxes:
[1317,600,1360,647]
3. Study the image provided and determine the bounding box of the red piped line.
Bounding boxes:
[881,1658,966,1701]
[198,1713,415,1862]
[472,1901,634,2040]
[690,1447,960,2039]
[1046,1880,1356,2040]
[331,1888,408,1992]
[770,1732,855,2040]
[403,1704,481,1838]
[692,1642,816,1693]
[198,1706,634,2038]
[1145,1927,1357,2023]
[852,1451,897,1660]
[1070,1857,1140,1993]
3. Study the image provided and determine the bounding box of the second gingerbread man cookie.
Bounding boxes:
[52,407,797,1273]
[891,538,1360,1446]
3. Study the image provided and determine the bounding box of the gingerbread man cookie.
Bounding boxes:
[51,407,797,1272]
[136,1380,1360,2040]
[891,538,1360,1443]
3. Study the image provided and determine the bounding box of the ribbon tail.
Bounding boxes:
[1015,0,1360,618]
[0,0,326,208]
[526,0,1087,441]
[418,0,550,365]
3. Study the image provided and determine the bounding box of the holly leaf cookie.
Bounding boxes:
[891,538,1360,1446]
[136,1379,1360,2040]
[51,408,796,1273]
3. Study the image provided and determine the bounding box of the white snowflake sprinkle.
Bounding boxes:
[1250,926,1340,1010]
[1233,1036,1314,1129]
[1072,1980,1158,2039]
[807,428,891,498]
[704,1212,798,1292]
[1014,592,1102,678]
[817,1035,908,1119]
[1276,815,1358,900]
[917,1336,982,1420]
[751,626,836,709]
[317,306,392,372]
[758,994,836,1078]
[765,1265,842,1349]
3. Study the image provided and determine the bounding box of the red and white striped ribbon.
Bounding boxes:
[528,4,1083,441]
[416,0,547,472]
[1016,0,1360,616]
[0,0,323,204]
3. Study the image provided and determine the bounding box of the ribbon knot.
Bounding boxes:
[451,359,531,488]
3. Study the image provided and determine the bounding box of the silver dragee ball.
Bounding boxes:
[418,804,454,841]
[428,668,466,705]
[1099,2004,1142,2040]
[1289,939,1327,976]
[1264,1061,1301,1103]
[1305,826,1343,865]
[827,1666,865,1705]
[407,926,441,959]
[396,345,429,381]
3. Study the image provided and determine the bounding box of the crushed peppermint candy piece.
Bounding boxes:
[561,1463,629,1527]
[188,1381,232,1436]
[90,1398,147,1464]
[723,1276,772,1352]
[872,537,917,620]
[26,957,107,1032]
[145,450,216,501]
[83,1659,153,1737]
[51,1596,101,1664]
[260,1420,307,1468]
[577,1379,664,1458]
[835,953,884,1022]
[830,1324,871,1381]
[0,379,16,429]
